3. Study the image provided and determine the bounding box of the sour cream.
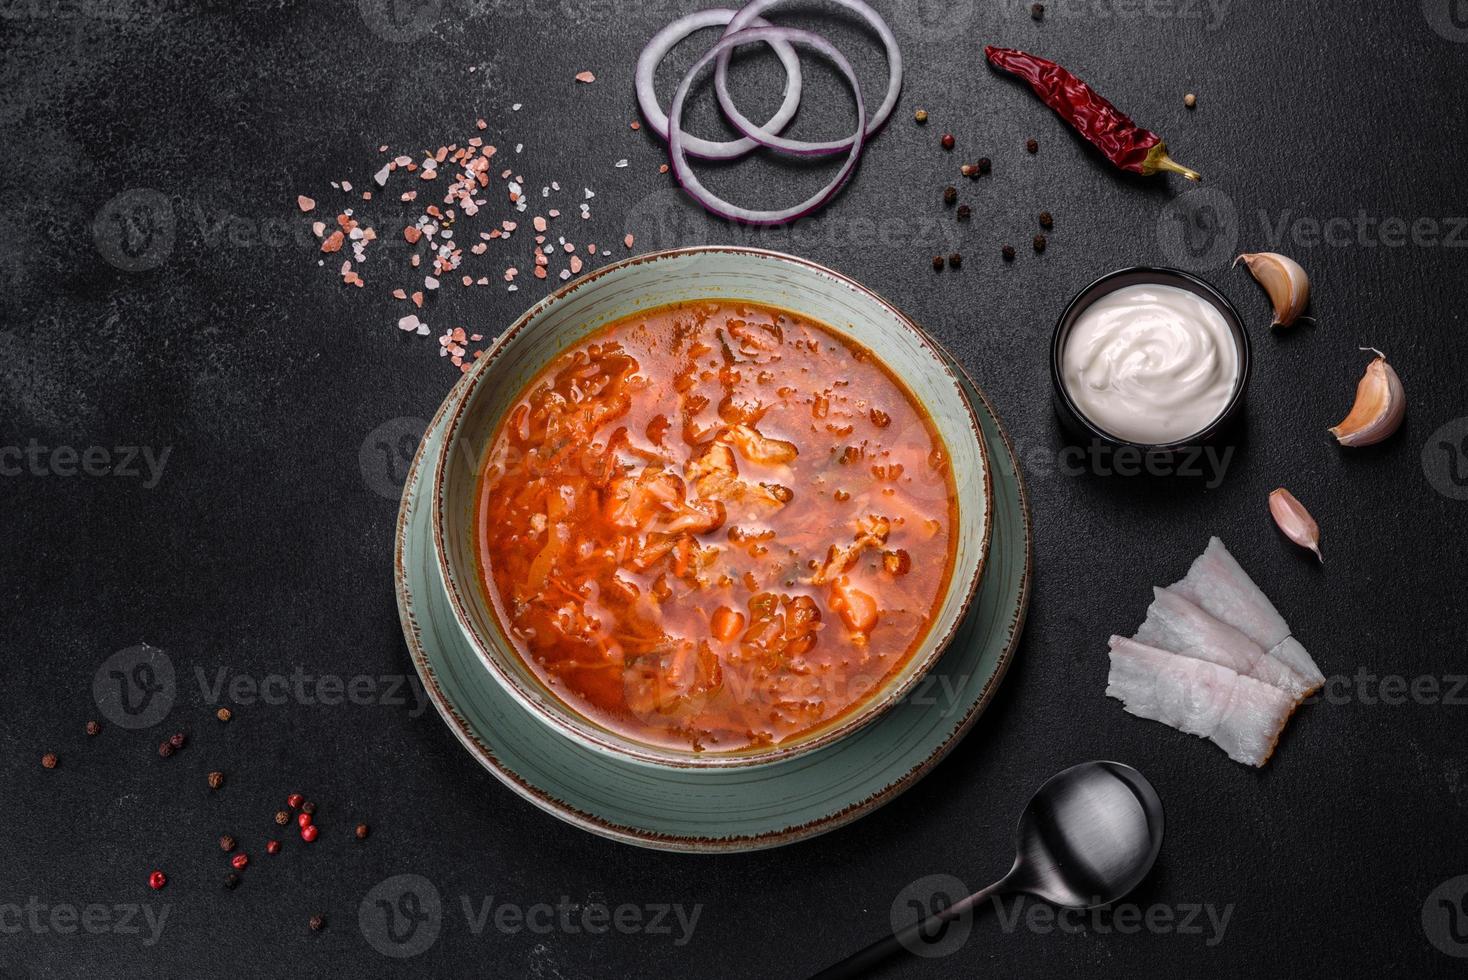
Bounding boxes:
[1061,283,1239,445]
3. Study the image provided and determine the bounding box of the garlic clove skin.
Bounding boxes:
[1269,488,1323,563]
[1329,347,1406,447]
[1234,252,1310,328]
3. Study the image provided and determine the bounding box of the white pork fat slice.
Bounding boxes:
[1133,587,1314,701]
[1167,537,1324,691]
[1107,636,1297,767]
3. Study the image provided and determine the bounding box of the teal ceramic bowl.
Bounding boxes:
[430,247,992,769]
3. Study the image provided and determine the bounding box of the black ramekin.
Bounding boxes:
[1050,266,1251,453]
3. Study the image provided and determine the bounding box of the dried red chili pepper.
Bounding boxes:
[984,47,1201,181]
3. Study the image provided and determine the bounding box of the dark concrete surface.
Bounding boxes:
[3,1,1468,977]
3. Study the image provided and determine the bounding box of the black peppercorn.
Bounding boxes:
[977,157,991,175]
[86,720,101,736]
[943,185,957,206]
[1038,211,1054,229]
[957,204,972,221]
[224,873,239,890]
[1031,3,1045,20]
[1026,138,1039,154]
[169,732,186,750]
[948,252,962,268]
[309,914,326,932]
[1002,244,1016,261]
[302,801,317,816]
[1033,233,1048,252]
[931,255,945,271]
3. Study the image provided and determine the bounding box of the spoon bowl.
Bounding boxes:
[1010,761,1164,909]
[811,761,1164,979]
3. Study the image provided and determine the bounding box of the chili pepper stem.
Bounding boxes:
[1143,143,1202,181]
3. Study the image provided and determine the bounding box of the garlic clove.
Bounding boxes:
[1329,347,1406,447]
[1269,488,1323,563]
[1234,252,1310,327]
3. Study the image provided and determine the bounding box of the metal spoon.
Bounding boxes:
[810,761,1164,980]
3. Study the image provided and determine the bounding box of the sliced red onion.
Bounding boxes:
[669,26,865,225]
[713,0,902,156]
[636,8,804,162]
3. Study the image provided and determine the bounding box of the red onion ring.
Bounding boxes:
[713,0,902,156]
[669,26,865,225]
[636,8,804,162]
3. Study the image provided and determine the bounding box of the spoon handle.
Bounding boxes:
[807,879,1009,980]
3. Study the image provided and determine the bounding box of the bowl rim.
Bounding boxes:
[1049,265,1252,451]
[429,245,993,769]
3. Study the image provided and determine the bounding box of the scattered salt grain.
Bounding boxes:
[301,112,647,372]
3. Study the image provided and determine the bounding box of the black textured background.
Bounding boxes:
[4,1,1468,977]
